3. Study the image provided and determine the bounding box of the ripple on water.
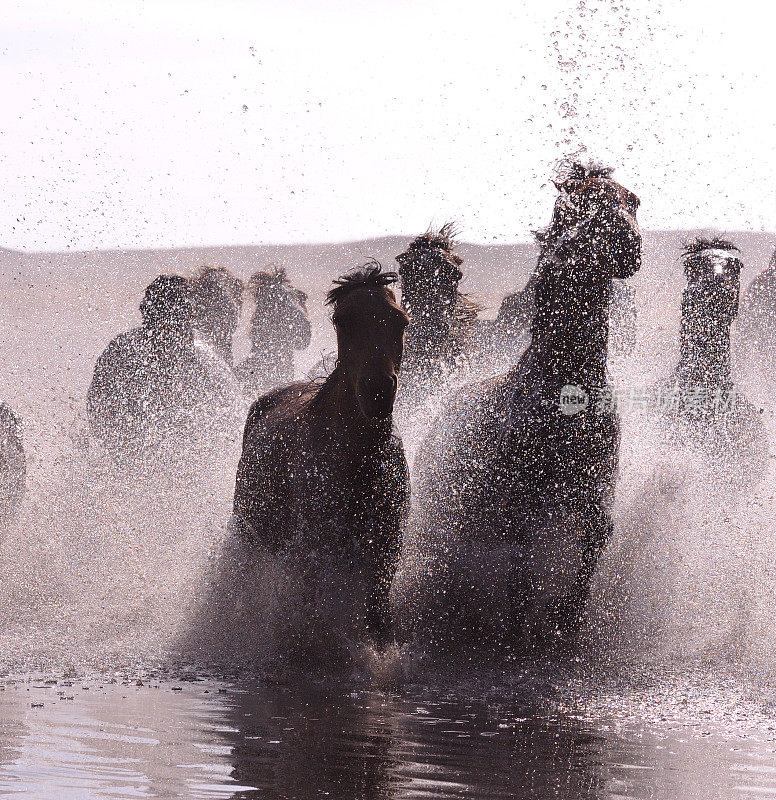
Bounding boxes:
[0,670,775,799]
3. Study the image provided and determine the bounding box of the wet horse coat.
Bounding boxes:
[230,265,410,646]
[392,165,642,652]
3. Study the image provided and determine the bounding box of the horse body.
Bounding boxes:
[393,165,641,652]
[235,269,312,399]
[656,239,767,479]
[227,265,410,650]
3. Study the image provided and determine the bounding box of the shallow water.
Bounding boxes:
[3,672,776,800]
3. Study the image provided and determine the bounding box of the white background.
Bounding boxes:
[2,0,775,250]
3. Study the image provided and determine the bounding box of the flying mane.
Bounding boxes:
[397,224,481,378]
[326,260,399,307]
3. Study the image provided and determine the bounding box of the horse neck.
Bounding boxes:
[525,249,612,391]
[308,367,390,455]
[676,288,733,390]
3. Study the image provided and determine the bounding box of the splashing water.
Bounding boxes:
[3,234,776,796]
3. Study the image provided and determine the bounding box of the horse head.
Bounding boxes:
[681,237,742,321]
[249,268,312,351]
[327,263,409,421]
[547,162,642,280]
[140,274,194,341]
[395,222,463,341]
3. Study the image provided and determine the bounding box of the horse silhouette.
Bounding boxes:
[392,163,642,654]
[221,263,410,657]
[234,268,312,399]
[654,237,767,481]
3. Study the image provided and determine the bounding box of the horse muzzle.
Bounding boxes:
[357,371,398,420]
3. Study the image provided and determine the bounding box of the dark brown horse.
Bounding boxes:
[189,266,245,365]
[234,268,312,398]
[228,263,410,649]
[392,164,642,654]
[656,238,767,479]
[396,224,480,387]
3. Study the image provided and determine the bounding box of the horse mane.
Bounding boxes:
[681,237,741,260]
[554,160,615,185]
[453,295,481,331]
[534,160,617,248]
[325,260,398,308]
[399,222,464,267]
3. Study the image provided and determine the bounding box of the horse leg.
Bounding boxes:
[549,510,613,639]
[363,544,398,644]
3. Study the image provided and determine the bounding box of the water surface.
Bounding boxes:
[2,671,776,799]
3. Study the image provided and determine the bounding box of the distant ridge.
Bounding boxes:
[2,230,774,314]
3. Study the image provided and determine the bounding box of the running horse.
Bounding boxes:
[395,224,481,388]
[392,163,642,653]
[229,263,410,647]
[234,268,312,399]
[655,237,767,481]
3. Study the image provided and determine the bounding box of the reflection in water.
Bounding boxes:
[1,677,776,799]
[0,680,250,799]
[223,687,607,800]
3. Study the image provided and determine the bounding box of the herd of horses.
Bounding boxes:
[2,161,776,660]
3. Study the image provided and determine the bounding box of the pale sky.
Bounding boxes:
[2,0,775,250]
